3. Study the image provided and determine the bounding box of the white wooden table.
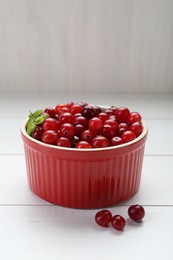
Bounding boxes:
[0,93,173,260]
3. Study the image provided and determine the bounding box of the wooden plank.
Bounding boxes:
[0,206,172,260]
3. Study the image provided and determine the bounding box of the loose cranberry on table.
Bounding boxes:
[128,204,145,222]
[95,210,112,227]
[111,215,126,231]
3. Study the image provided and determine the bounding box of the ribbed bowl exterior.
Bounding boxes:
[21,121,147,209]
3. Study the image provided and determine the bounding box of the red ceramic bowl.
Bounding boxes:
[21,112,148,209]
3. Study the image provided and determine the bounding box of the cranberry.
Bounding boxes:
[98,112,109,122]
[128,204,145,222]
[70,104,83,114]
[128,112,142,124]
[81,129,94,143]
[66,101,74,109]
[55,103,68,115]
[59,123,75,139]
[75,124,85,137]
[75,141,91,148]
[59,112,75,125]
[118,123,129,135]
[32,125,44,141]
[101,124,115,138]
[43,118,60,132]
[105,109,114,116]
[60,107,69,113]
[129,122,143,137]
[119,123,129,130]
[121,130,136,143]
[74,116,88,128]
[82,105,96,120]
[95,210,112,227]
[56,137,71,147]
[44,107,56,118]
[109,136,123,146]
[92,105,102,115]
[88,117,103,134]
[115,107,130,123]
[91,136,109,148]
[104,119,119,132]
[111,215,126,231]
[42,130,58,144]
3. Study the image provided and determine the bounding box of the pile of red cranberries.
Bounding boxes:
[26,102,143,148]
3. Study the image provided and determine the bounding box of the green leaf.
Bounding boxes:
[29,110,43,119]
[35,113,49,125]
[26,118,36,135]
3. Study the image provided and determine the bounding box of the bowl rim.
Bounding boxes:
[21,116,148,152]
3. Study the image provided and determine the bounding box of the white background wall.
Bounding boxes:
[0,0,173,93]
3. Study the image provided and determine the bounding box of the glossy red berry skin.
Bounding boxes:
[118,123,130,136]
[101,124,115,138]
[75,124,85,137]
[115,107,130,123]
[95,210,112,227]
[104,119,119,132]
[105,109,114,116]
[92,105,102,116]
[44,107,56,118]
[109,136,123,146]
[118,123,129,131]
[81,129,94,143]
[43,118,60,132]
[88,117,103,134]
[82,105,96,120]
[42,130,58,144]
[129,122,143,137]
[56,137,71,148]
[74,116,88,128]
[128,112,142,124]
[70,104,83,115]
[111,215,126,231]
[32,126,44,141]
[55,104,68,115]
[75,141,91,149]
[97,112,109,122]
[121,130,136,143]
[59,123,75,139]
[128,204,145,222]
[91,136,109,148]
[59,112,75,125]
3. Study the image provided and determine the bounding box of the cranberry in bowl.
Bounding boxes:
[21,102,148,209]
